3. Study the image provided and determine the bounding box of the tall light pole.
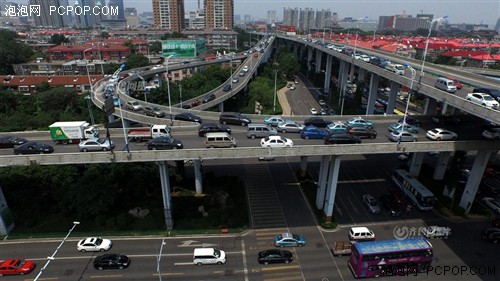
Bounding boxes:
[165,53,176,123]
[229,59,233,95]
[95,42,104,74]
[33,222,80,281]
[419,16,448,83]
[157,239,166,281]
[83,46,95,95]
[84,95,95,125]
[179,83,182,108]
[401,64,416,137]
[273,69,277,112]
[116,64,130,154]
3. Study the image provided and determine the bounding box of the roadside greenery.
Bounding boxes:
[0,30,33,74]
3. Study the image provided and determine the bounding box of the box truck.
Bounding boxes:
[49,121,99,144]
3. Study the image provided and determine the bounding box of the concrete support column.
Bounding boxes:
[387,81,399,114]
[424,97,438,115]
[324,55,333,94]
[299,156,308,178]
[315,50,322,73]
[358,68,366,83]
[324,156,341,222]
[316,155,330,209]
[349,61,355,81]
[218,102,224,112]
[441,103,449,114]
[293,44,298,56]
[433,152,452,180]
[194,159,203,195]
[121,118,130,129]
[338,60,348,91]
[409,152,425,177]
[108,115,115,123]
[366,73,379,115]
[157,161,174,230]
[307,47,313,73]
[459,150,494,214]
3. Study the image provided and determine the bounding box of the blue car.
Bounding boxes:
[274,232,306,247]
[346,117,374,129]
[300,126,329,139]
[388,123,419,134]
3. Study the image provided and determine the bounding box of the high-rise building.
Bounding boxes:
[74,0,97,28]
[108,0,125,20]
[185,10,205,29]
[29,0,64,28]
[205,0,234,29]
[243,15,251,23]
[152,0,185,32]
[267,10,276,24]
[125,7,139,27]
[495,17,500,34]
[316,9,332,29]
[283,7,299,28]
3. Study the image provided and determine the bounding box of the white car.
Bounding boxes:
[318,100,326,106]
[126,100,142,111]
[481,197,500,215]
[481,128,500,140]
[77,237,112,252]
[426,128,458,141]
[242,65,249,72]
[290,85,296,90]
[260,136,294,148]
[79,138,115,152]
[309,108,318,115]
[466,93,500,109]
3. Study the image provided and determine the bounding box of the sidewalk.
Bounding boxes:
[277,86,293,115]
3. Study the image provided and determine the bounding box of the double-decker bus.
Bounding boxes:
[348,237,434,278]
[392,169,435,211]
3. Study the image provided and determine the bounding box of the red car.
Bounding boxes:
[0,259,36,276]
[447,77,463,89]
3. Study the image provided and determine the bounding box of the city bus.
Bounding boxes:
[392,169,435,211]
[348,237,434,278]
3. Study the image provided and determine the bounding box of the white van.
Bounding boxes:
[193,248,226,265]
[205,132,237,148]
[247,124,278,139]
[384,63,405,75]
[435,77,457,93]
[348,227,376,241]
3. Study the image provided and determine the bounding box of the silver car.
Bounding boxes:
[362,194,380,214]
[277,120,305,133]
[79,138,115,152]
[388,131,417,142]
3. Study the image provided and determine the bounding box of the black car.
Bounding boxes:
[202,93,216,103]
[0,136,28,148]
[223,84,232,91]
[304,117,332,128]
[481,228,500,243]
[474,88,500,102]
[13,142,54,155]
[397,116,421,127]
[324,133,361,144]
[379,194,402,217]
[219,112,251,126]
[174,112,202,123]
[479,181,499,196]
[146,136,183,150]
[347,127,377,139]
[257,249,293,265]
[94,254,130,270]
[431,115,461,126]
[198,123,231,137]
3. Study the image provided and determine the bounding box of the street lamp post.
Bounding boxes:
[157,239,166,281]
[273,69,277,112]
[401,64,416,137]
[115,64,130,154]
[165,53,176,123]
[95,42,104,74]
[84,95,95,125]
[83,46,95,95]
[179,83,182,109]
[33,222,80,281]
[419,16,448,83]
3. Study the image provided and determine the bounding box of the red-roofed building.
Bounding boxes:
[88,38,149,55]
[48,44,131,62]
[0,75,103,95]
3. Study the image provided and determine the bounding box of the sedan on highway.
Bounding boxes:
[304,117,331,127]
[13,142,54,155]
[397,116,421,127]
[125,100,142,111]
[277,120,304,133]
[77,237,112,252]
[300,126,329,139]
[362,194,381,214]
[481,197,500,215]
[146,136,183,150]
[388,123,419,134]
[260,136,293,148]
[466,93,499,109]
[324,132,361,144]
[309,108,318,115]
[388,131,417,142]
[79,138,115,152]
[326,121,349,132]
[347,127,377,139]
[274,232,306,247]
[175,112,202,123]
[258,249,293,265]
[264,116,286,127]
[202,93,216,103]
[379,194,402,217]
[0,136,28,148]
[0,259,36,276]
[94,254,130,270]
[426,128,458,141]
[346,117,374,129]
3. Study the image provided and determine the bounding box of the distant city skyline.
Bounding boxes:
[9,0,499,27]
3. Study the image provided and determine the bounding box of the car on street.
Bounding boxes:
[257,249,293,265]
[264,116,286,127]
[260,136,293,148]
[388,131,417,142]
[0,258,36,276]
[93,254,130,270]
[202,93,216,103]
[146,136,183,150]
[466,93,499,109]
[79,138,115,152]
[223,84,231,91]
[420,226,452,238]
[432,115,461,126]
[289,85,296,90]
[426,128,458,141]
[447,77,463,89]
[231,76,239,83]
[481,228,500,243]
[481,127,500,140]
[143,106,165,118]
[125,100,142,111]
[175,112,202,123]
[239,71,245,76]
[77,237,112,252]
[346,117,374,129]
[318,100,326,106]
[473,88,500,102]
[300,126,329,139]
[198,123,231,137]
[327,121,349,132]
[388,123,419,134]
[379,194,402,216]
[478,181,499,196]
[277,120,304,133]
[362,194,381,214]
[481,197,500,214]
[13,142,54,155]
[304,117,332,127]
[0,136,28,148]
[274,232,306,247]
[309,108,318,115]
[347,127,377,139]
[242,65,249,72]
[324,132,361,144]
[397,116,421,127]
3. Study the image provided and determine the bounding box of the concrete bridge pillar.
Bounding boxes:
[316,155,330,209]
[433,152,452,180]
[358,68,366,83]
[409,152,425,177]
[293,44,299,57]
[194,159,203,195]
[315,50,322,73]
[441,102,449,115]
[299,156,308,178]
[324,156,341,222]
[338,60,348,92]
[387,81,399,114]
[424,97,438,115]
[218,102,224,112]
[459,150,494,214]
[349,61,355,81]
[157,161,174,230]
[366,73,379,115]
[307,47,313,73]
[324,55,333,94]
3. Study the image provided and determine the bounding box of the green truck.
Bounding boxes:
[49,121,99,144]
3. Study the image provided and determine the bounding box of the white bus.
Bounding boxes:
[392,169,435,211]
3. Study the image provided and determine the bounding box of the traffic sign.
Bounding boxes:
[103,98,115,116]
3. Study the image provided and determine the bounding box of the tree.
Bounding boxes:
[0,30,33,74]
[124,53,150,70]
[49,34,68,45]
[124,40,136,53]
[100,31,110,39]
[149,41,162,54]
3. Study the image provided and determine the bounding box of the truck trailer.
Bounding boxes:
[49,121,99,144]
